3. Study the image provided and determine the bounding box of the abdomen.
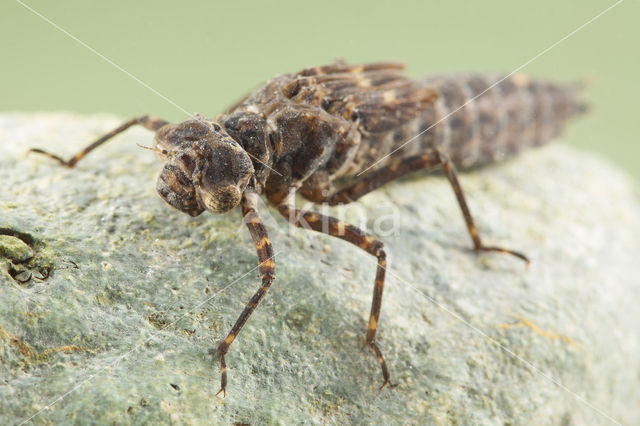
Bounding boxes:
[386,73,587,168]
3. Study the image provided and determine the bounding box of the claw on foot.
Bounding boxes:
[379,379,397,390]
[217,351,228,398]
[477,245,530,266]
[27,148,72,167]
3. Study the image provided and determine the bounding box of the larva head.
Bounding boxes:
[153,117,254,216]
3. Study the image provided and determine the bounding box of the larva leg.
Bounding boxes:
[27,115,168,167]
[278,193,395,389]
[216,192,276,397]
[327,149,529,263]
[327,152,443,205]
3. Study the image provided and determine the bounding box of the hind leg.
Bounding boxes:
[324,149,529,263]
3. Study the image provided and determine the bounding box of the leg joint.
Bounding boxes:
[217,341,229,355]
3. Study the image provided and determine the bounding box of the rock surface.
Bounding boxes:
[0,113,639,425]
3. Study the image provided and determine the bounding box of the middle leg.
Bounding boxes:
[278,191,395,389]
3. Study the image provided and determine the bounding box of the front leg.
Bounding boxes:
[278,190,395,389]
[216,191,276,397]
[28,115,168,167]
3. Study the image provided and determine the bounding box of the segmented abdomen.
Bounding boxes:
[388,74,586,168]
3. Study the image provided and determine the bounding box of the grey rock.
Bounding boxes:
[0,113,638,425]
[0,235,34,263]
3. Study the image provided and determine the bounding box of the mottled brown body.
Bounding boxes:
[28,62,586,397]
[223,62,584,203]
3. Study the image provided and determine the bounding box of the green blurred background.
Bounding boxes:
[1,0,638,181]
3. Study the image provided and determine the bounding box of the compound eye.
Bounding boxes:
[156,164,204,216]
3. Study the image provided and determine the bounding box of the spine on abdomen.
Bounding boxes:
[396,74,587,168]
